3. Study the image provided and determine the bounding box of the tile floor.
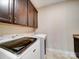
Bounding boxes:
[45,51,78,59]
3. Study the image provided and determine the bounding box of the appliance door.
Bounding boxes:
[0,37,37,55]
[20,39,40,59]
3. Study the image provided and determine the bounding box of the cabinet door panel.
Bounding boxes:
[14,0,27,25]
[0,0,11,23]
[28,0,38,28]
[28,1,34,27]
[33,8,38,28]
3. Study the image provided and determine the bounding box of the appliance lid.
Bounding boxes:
[0,37,37,55]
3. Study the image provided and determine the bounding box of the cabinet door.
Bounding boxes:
[28,0,38,28]
[33,8,38,28]
[0,0,12,23]
[14,0,28,25]
[27,0,34,27]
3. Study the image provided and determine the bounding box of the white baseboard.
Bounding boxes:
[46,48,77,58]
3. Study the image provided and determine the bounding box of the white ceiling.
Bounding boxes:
[31,0,66,9]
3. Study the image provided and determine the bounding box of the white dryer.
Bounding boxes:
[0,37,40,59]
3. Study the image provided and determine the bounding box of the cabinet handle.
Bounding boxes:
[9,15,12,22]
[33,49,36,52]
[14,16,17,19]
[14,16,17,23]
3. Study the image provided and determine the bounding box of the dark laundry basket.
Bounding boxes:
[73,35,79,58]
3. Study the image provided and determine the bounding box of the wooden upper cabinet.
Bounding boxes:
[14,0,28,26]
[0,0,38,28]
[0,0,12,23]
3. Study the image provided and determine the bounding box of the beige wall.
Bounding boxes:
[37,0,79,52]
[0,22,34,36]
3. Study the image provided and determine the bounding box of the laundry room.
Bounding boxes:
[0,0,79,59]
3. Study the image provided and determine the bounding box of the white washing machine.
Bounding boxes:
[0,37,40,59]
